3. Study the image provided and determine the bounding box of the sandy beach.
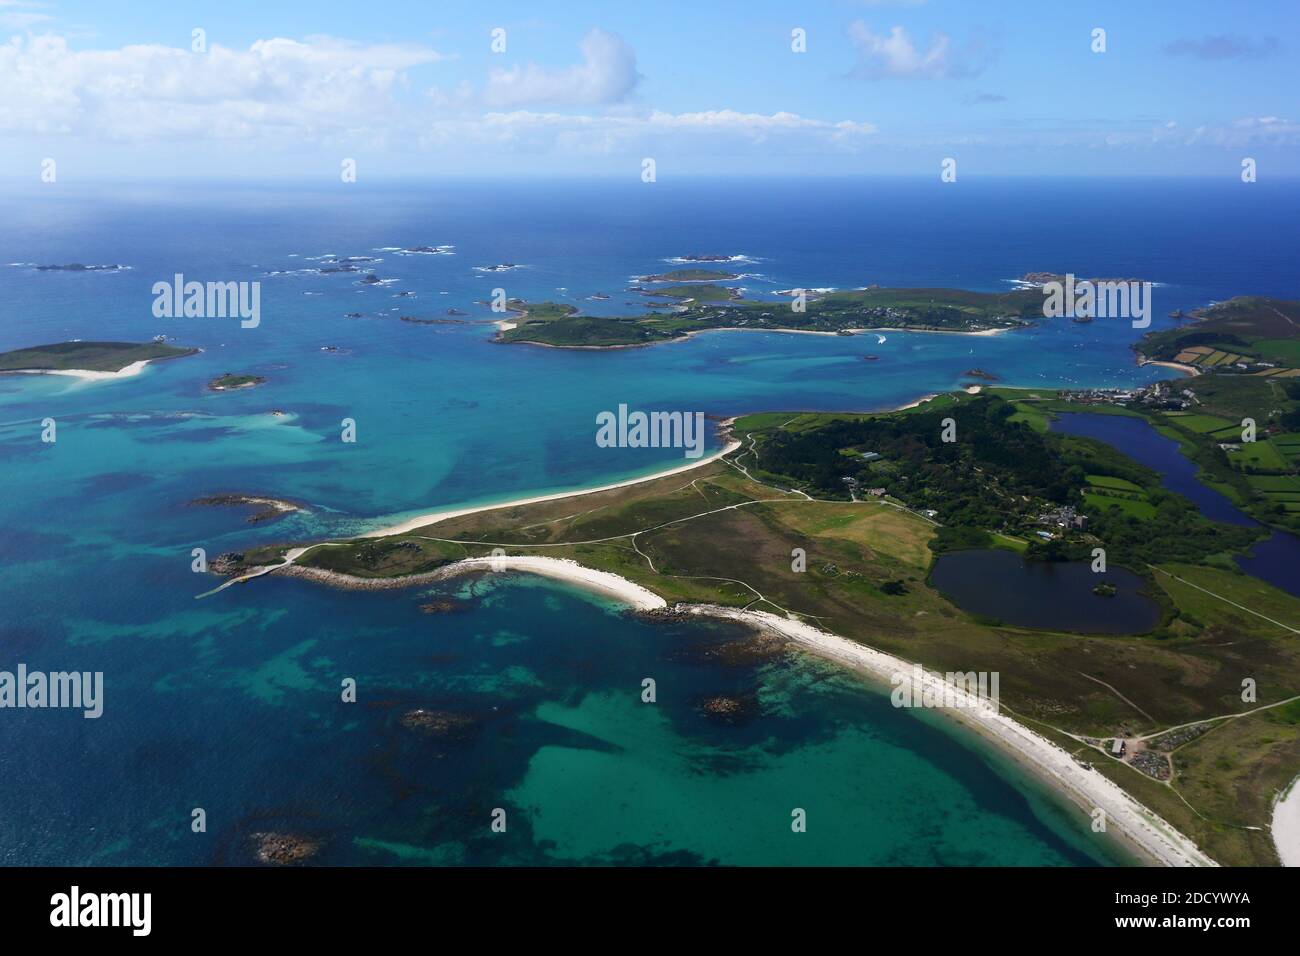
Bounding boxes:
[319,387,949,540]
[891,393,940,411]
[685,325,1019,340]
[503,322,1022,350]
[6,360,152,382]
[1272,774,1300,866]
[1136,355,1200,377]
[678,604,1216,868]
[858,325,1016,338]
[359,438,743,538]
[284,555,668,609]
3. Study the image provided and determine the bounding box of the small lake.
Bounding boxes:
[929,548,1162,634]
[1050,412,1300,598]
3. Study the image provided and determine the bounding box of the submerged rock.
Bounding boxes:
[418,598,470,615]
[699,693,760,723]
[399,708,477,737]
[250,831,322,865]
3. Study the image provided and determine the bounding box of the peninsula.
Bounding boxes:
[214,389,1300,868]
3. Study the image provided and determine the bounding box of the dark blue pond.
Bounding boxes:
[929,548,1162,634]
[1050,412,1300,598]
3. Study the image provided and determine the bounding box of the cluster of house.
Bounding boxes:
[1056,387,1139,405]
[1034,504,1088,539]
[840,476,889,498]
[1134,381,1200,410]
[1057,383,1198,410]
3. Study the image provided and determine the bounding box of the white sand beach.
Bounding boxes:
[7,360,151,381]
[892,393,940,411]
[684,325,1018,341]
[1136,356,1200,377]
[1272,774,1300,866]
[438,555,666,609]
[677,604,1216,868]
[359,438,743,538]
[283,555,667,609]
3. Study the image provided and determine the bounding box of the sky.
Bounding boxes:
[1,0,1296,180]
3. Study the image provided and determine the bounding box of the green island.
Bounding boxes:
[208,373,266,391]
[639,268,740,282]
[0,340,196,373]
[222,381,1300,866]
[497,286,1044,348]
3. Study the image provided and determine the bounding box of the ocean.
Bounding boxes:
[2,176,1297,865]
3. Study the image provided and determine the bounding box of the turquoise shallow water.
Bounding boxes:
[2,178,1297,864]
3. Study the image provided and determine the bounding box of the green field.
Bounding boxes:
[1245,474,1300,491]
[1085,474,1144,493]
[1253,338,1300,365]
[1173,413,1236,434]
[1083,492,1158,520]
[1227,441,1289,470]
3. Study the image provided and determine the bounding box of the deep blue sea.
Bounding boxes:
[2,177,1297,865]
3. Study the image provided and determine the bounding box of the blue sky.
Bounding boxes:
[2,0,1296,179]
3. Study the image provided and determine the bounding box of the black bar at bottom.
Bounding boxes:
[0,865,1280,941]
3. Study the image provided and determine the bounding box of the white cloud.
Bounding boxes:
[848,21,988,79]
[420,108,875,156]
[0,0,50,29]
[0,12,52,28]
[0,33,445,140]
[482,28,639,108]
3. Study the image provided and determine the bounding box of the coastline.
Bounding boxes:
[258,544,1217,867]
[1272,773,1300,866]
[500,322,1022,350]
[225,387,1217,865]
[3,359,153,381]
[891,392,940,411]
[676,604,1215,867]
[354,381,967,539]
[687,324,1018,340]
[284,555,668,610]
[357,438,744,538]
[1135,354,1200,377]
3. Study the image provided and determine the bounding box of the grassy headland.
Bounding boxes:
[0,340,196,372]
